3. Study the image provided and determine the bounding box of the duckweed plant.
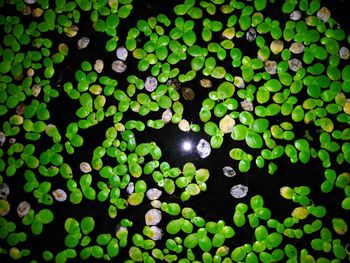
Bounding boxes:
[0,0,350,262]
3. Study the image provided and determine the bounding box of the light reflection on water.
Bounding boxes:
[181,140,193,152]
[178,134,211,161]
[175,132,201,160]
[150,124,212,166]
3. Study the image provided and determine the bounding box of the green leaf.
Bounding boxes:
[210,134,224,149]
[135,143,150,157]
[64,218,80,234]
[265,79,282,92]
[251,118,269,133]
[166,219,182,235]
[37,209,54,224]
[118,5,133,19]
[96,233,112,246]
[91,245,104,258]
[76,0,92,11]
[107,238,119,257]
[245,130,263,149]
[204,122,219,136]
[129,246,143,262]
[332,218,348,235]
[217,82,235,99]
[231,124,248,141]
[64,233,81,248]
[31,218,43,235]
[70,189,83,204]
[183,30,196,46]
[81,217,95,235]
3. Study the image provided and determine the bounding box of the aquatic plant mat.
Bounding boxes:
[0,0,350,262]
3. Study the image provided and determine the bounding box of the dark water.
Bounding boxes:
[1,0,350,262]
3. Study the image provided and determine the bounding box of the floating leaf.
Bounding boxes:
[217,82,235,99]
[64,233,81,248]
[245,130,263,149]
[231,124,248,141]
[199,236,212,252]
[292,207,309,220]
[76,0,92,11]
[332,218,348,235]
[107,238,120,257]
[81,217,95,235]
[91,245,104,258]
[129,246,143,262]
[118,5,133,19]
[265,79,282,92]
[128,192,144,206]
[319,118,334,133]
[183,30,196,46]
[70,189,83,204]
[166,219,182,235]
[64,218,80,234]
[31,218,43,235]
[254,0,267,11]
[37,209,54,224]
